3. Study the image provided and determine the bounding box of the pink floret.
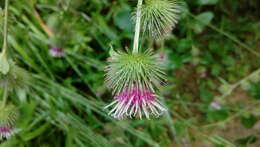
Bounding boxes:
[116,87,155,105]
[104,86,167,119]
[0,126,12,133]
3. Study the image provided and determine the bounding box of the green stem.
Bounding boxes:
[1,0,9,108]
[2,0,9,54]
[1,86,8,108]
[220,68,260,98]
[133,0,143,54]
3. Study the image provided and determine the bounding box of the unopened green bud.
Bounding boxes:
[0,51,10,75]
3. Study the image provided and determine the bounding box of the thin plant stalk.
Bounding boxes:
[2,0,9,54]
[133,0,143,54]
[1,0,10,108]
[1,86,8,108]
[219,68,260,99]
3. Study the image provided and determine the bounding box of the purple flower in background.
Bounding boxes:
[49,47,65,58]
[155,52,167,60]
[104,86,167,119]
[158,53,166,59]
[210,101,222,110]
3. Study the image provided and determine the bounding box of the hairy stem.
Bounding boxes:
[133,0,143,54]
[2,0,9,54]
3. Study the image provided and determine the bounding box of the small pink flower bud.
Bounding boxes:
[210,101,221,110]
[49,47,65,58]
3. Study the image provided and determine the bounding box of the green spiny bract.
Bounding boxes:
[0,103,19,127]
[0,61,31,93]
[140,0,180,38]
[105,50,166,95]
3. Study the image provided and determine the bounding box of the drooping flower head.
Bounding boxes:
[0,103,19,140]
[140,0,181,38]
[104,50,167,119]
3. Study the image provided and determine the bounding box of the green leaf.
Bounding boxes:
[240,115,257,129]
[240,80,251,91]
[22,123,50,141]
[114,9,133,33]
[199,87,213,102]
[235,135,257,145]
[211,64,222,76]
[193,11,214,33]
[249,83,260,99]
[207,109,229,121]
[249,73,260,83]
[218,84,232,95]
[176,38,192,53]
[222,56,236,66]
[0,51,10,75]
[173,120,188,137]
[109,45,117,57]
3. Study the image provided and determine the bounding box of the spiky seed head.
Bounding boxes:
[105,50,166,95]
[140,0,180,38]
[0,102,19,140]
[0,61,31,93]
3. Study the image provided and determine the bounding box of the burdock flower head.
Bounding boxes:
[104,50,167,119]
[140,0,180,38]
[0,102,19,140]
